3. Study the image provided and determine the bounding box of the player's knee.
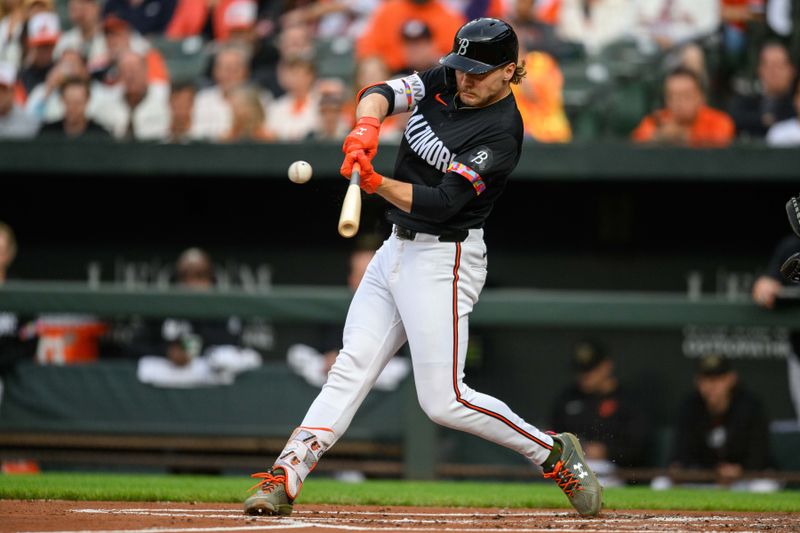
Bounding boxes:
[417,391,458,427]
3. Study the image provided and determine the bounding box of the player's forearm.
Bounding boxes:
[355,92,390,123]
[376,177,413,213]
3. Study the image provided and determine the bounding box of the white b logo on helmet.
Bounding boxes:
[457,38,469,56]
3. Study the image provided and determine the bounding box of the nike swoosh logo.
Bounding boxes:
[435,93,447,107]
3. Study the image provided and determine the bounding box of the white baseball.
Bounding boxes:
[288,160,313,184]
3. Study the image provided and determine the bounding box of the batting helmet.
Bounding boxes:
[439,18,519,75]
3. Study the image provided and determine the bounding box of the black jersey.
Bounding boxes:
[369,66,523,234]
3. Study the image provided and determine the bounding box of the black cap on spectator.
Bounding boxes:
[572,340,607,373]
[401,19,432,42]
[695,354,733,376]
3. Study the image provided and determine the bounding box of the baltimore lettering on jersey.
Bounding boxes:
[404,113,457,173]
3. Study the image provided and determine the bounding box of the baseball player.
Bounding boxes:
[245,18,602,517]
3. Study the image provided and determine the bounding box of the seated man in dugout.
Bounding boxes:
[667,354,776,491]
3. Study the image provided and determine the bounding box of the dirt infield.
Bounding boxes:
[2,500,799,533]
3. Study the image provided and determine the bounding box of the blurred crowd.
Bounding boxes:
[0,0,797,146]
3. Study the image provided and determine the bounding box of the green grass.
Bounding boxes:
[1,473,799,512]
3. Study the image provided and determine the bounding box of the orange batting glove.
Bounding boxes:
[342,117,381,161]
[340,150,383,194]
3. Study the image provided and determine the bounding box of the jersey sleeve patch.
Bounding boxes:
[384,73,425,115]
[448,161,486,195]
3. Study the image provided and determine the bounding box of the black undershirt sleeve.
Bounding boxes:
[410,173,476,223]
[361,85,395,115]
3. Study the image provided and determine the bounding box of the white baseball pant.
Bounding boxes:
[298,228,554,470]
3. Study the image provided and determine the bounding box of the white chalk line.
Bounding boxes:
[73,509,573,517]
[70,508,791,524]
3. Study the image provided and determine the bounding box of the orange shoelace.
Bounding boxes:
[543,461,583,497]
[248,471,286,492]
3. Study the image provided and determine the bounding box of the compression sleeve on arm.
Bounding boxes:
[410,173,476,222]
[361,85,396,115]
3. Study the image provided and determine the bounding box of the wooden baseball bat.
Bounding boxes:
[338,162,361,238]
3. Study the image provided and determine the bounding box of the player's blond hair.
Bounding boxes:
[510,60,527,85]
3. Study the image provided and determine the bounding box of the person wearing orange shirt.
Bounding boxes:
[356,0,464,73]
[511,50,571,142]
[632,67,735,148]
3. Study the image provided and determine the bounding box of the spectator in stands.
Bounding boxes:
[191,44,251,140]
[557,0,636,56]
[135,247,262,388]
[671,354,771,486]
[18,11,59,95]
[219,0,280,97]
[166,81,194,143]
[25,47,94,122]
[0,60,38,137]
[511,49,572,142]
[268,55,318,141]
[443,0,505,20]
[356,0,463,74]
[168,0,282,44]
[0,0,26,69]
[766,79,800,147]
[97,13,169,85]
[729,41,796,140]
[280,0,378,40]
[632,67,735,147]
[635,0,719,52]
[55,0,106,73]
[37,76,110,138]
[515,0,561,27]
[103,0,177,37]
[394,19,439,76]
[751,234,800,423]
[512,2,579,67]
[92,49,169,140]
[765,0,792,39]
[550,341,649,483]
[277,22,315,63]
[308,77,350,141]
[720,0,765,60]
[221,85,274,142]
[677,43,710,86]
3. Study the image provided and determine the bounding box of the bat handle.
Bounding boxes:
[351,162,361,187]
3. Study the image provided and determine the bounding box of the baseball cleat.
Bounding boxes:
[543,432,603,517]
[244,468,294,516]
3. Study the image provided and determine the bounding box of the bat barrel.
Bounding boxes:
[338,163,362,238]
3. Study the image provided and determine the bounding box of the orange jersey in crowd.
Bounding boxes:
[511,51,571,143]
[721,0,765,30]
[146,48,170,83]
[534,0,561,25]
[357,0,465,73]
[167,0,237,41]
[631,106,736,147]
